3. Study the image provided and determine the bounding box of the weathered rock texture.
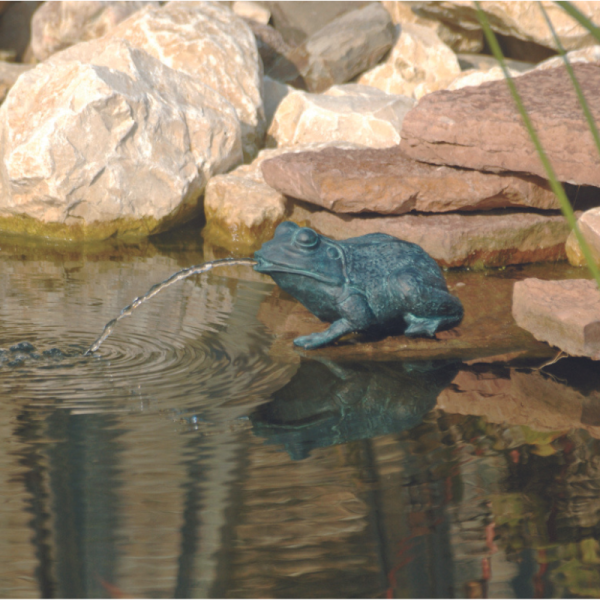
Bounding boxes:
[31,1,156,61]
[203,142,362,250]
[401,64,600,186]
[357,22,461,99]
[0,39,242,241]
[566,207,600,267]
[286,206,573,268]
[261,146,560,214]
[382,1,484,53]
[268,2,395,93]
[413,2,600,52]
[268,1,369,47]
[108,1,265,161]
[513,278,600,359]
[0,62,33,104]
[266,85,414,148]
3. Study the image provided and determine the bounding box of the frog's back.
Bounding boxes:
[341,233,446,289]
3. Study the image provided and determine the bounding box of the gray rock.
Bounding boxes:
[513,278,600,359]
[268,2,395,93]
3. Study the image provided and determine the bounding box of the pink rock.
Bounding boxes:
[400,64,600,187]
[512,278,600,359]
[261,145,559,214]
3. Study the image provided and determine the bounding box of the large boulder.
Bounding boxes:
[267,2,395,93]
[0,38,242,241]
[260,146,561,214]
[31,1,156,61]
[357,22,461,99]
[412,2,600,53]
[285,205,573,268]
[266,84,414,148]
[108,1,265,161]
[400,64,600,186]
[513,278,600,359]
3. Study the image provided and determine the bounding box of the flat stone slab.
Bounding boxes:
[513,278,600,359]
[400,64,600,187]
[258,268,555,364]
[261,145,559,214]
[288,203,573,268]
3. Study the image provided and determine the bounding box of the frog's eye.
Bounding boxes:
[294,227,319,249]
[326,246,341,260]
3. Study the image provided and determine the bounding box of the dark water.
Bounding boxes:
[1,226,600,599]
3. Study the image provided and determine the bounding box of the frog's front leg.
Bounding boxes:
[294,293,375,350]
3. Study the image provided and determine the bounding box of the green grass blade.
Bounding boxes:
[554,1,600,44]
[475,2,600,288]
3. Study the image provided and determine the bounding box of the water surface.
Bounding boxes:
[0,227,599,598]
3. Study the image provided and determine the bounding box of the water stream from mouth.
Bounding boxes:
[85,257,256,355]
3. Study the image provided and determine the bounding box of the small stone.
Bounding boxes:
[31,1,156,61]
[285,206,573,268]
[512,278,600,359]
[566,207,600,267]
[266,84,414,148]
[232,1,270,24]
[203,142,362,250]
[260,145,561,214]
[268,2,395,93]
[400,64,600,187]
[10,341,36,353]
[357,22,461,99]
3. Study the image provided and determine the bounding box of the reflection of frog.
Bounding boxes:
[254,222,463,349]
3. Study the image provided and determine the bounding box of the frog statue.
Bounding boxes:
[254,222,464,349]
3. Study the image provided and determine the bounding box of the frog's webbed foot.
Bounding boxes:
[403,314,444,338]
[293,318,356,349]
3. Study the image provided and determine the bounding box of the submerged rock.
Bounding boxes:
[0,38,242,241]
[513,278,600,359]
[401,64,600,187]
[266,84,414,148]
[260,145,560,214]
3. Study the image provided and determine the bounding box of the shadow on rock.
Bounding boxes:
[250,358,459,460]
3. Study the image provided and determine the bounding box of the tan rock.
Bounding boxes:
[0,39,242,241]
[566,207,600,267]
[267,2,395,93]
[108,1,265,161]
[357,22,461,99]
[261,146,560,214]
[535,45,600,71]
[266,84,414,148]
[0,62,33,104]
[287,206,573,268]
[31,1,157,61]
[232,1,270,24]
[382,1,484,53]
[203,142,362,250]
[513,278,600,359]
[446,65,521,91]
[400,64,600,187]
[412,2,600,52]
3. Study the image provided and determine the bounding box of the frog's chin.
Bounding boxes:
[253,258,340,285]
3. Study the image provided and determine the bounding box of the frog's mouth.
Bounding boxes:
[253,256,341,285]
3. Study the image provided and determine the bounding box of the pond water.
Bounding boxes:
[1,225,599,599]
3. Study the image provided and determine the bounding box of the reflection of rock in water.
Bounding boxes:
[250,359,459,459]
